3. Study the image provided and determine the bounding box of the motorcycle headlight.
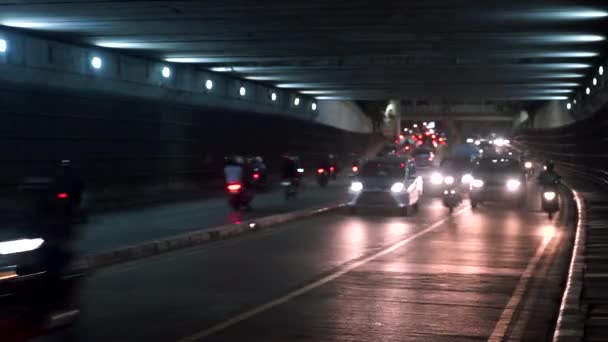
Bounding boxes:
[461,174,473,184]
[444,176,455,185]
[350,182,363,192]
[450,189,456,195]
[543,191,556,201]
[506,179,521,192]
[472,179,484,188]
[0,238,44,255]
[431,173,443,185]
[524,161,533,169]
[390,182,405,193]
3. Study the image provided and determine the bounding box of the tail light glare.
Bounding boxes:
[252,173,260,180]
[329,166,335,172]
[57,192,68,199]
[352,166,359,173]
[317,168,325,174]
[227,184,242,192]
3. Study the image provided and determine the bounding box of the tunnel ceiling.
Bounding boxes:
[0,0,607,103]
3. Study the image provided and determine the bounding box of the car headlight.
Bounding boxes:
[461,174,473,184]
[444,176,455,185]
[431,172,443,185]
[390,182,405,193]
[450,189,456,194]
[506,179,521,191]
[0,238,44,255]
[472,179,484,188]
[297,168,304,173]
[350,181,363,192]
[524,161,532,169]
[543,191,556,201]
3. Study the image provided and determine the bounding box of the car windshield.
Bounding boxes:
[360,161,404,178]
[476,158,521,173]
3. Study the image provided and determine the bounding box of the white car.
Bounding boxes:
[348,157,423,215]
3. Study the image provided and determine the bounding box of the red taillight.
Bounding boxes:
[400,162,405,168]
[405,145,410,150]
[227,184,242,192]
[329,166,335,172]
[352,166,359,173]
[57,192,68,199]
[317,168,325,174]
[428,156,433,161]
[252,173,260,180]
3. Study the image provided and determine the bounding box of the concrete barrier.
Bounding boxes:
[78,202,345,270]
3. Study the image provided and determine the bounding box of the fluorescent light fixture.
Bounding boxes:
[593,78,598,86]
[0,39,6,53]
[528,34,605,43]
[529,89,573,94]
[311,102,317,111]
[294,97,300,106]
[270,92,277,101]
[2,20,55,29]
[205,79,213,90]
[161,66,171,78]
[94,41,151,49]
[525,73,584,79]
[90,56,102,69]
[210,66,233,72]
[516,9,608,20]
[239,86,246,96]
[537,51,598,58]
[0,238,44,255]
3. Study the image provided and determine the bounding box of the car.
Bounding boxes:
[469,157,526,208]
[411,147,435,168]
[347,157,423,215]
[427,157,474,195]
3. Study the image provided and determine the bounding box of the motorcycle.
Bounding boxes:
[329,165,337,180]
[317,167,329,187]
[281,178,297,199]
[250,168,268,192]
[226,183,253,210]
[541,183,559,219]
[441,176,462,213]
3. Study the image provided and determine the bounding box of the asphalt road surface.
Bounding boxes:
[39,186,571,342]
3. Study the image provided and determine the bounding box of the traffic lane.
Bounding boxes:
[195,206,560,341]
[76,181,347,255]
[47,200,449,342]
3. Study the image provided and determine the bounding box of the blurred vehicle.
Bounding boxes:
[412,147,434,168]
[316,166,329,187]
[537,161,561,219]
[470,158,526,209]
[442,184,462,214]
[247,156,268,191]
[225,156,254,210]
[428,157,474,195]
[377,144,398,157]
[347,157,423,216]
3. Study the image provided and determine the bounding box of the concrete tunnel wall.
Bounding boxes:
[0,27,378,197]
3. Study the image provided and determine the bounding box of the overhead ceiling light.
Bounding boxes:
[529,89,574,94]
[593,77,598,86]
[90,56,102,70]
[516,9,608,20]
[94,41,151,49]
[294,97,300,106]
[239,86,246,96]
[600,66,604,76]
[537,51,599,58]
[586,87,591,95]
[161,66,171,78]
[527,63,591,69]
[566,102,572,110]
[526,73,585,79]
[165,57,205,63]
[0,39,6,53]
[527,34,605,43]
[270,92,277,101]
[573,99,577,104]
[311,102,317,111]
[205,79,213,90]
[1,20,56,29]
[210,66,233,72]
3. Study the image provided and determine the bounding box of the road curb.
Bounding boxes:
[78,203,345,270]
[552,188,586,342]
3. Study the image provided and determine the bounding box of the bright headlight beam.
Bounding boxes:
[390,182,405,193]
[0,238,44,255]
[350,182,363,192]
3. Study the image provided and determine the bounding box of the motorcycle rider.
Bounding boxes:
[52,160,85,221]
[537,160,561,186]
[224,155,246,186]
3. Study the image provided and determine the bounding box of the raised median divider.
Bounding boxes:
[78,202,345,270]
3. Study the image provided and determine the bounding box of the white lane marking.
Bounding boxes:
[177,206,469,342]
[487,233,554,342]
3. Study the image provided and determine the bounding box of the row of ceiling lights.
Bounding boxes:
[565,64,604,110]
[0,38,316,111]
